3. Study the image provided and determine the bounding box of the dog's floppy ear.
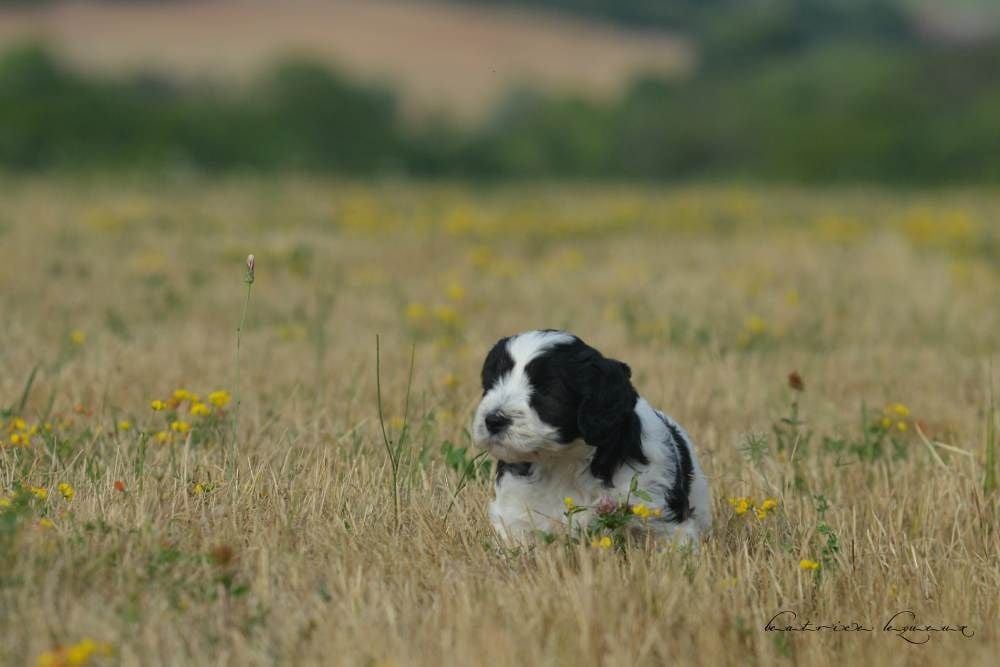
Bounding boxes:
[577,353,647,485]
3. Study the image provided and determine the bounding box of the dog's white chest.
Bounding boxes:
[489,455,605,538]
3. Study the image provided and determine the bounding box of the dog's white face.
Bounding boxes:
[472,330,642,475]
[472,330,579,462]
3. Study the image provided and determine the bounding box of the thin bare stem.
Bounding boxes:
[231,255,255,485]
[375,335,400,529]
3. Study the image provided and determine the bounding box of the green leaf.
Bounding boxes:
[629,473,640,493]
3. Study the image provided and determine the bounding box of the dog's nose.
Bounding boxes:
[484,411,511,435]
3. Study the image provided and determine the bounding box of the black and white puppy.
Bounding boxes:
[472,330,711,544]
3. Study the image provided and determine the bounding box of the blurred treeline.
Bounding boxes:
[2,0,1000,182]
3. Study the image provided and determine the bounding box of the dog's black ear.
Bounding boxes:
[481,336,513,394]
[577,353,647,485]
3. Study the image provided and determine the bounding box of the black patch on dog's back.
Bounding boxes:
[664,421,694,522]
[480,336,514,394]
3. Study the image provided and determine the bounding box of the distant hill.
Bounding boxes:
[0,0,692,121]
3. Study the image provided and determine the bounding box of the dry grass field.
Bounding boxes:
[1,177,998,666]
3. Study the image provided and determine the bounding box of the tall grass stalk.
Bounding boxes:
[230,254,255,484]
[375,336,416,531]
[985,375,997,496]
[15,364,38,416]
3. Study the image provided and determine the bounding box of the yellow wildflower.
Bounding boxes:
[29,486,48,501]
[38,517,55,530]
[563,496,576,511]
[190,402,211,417]
[433,305,460,327]
[631,503,662,520]
[745,315,767,335]
[69,330,86,346]
[208,390,231,408]
[117,420,131,431]
[154,431,171,444]
[10,433,23,446]
[880,416,892,429]
[173,389,199,403]
[755,498,778,521]
[58,483,75,501]
[12,417,27,432]
[37,638,113,667]
[888,403,910,417]
[446,282,466,302]
[405,302,427,323]
[737,316,770,347]
[150,400,166,411]
[799,559,821,571]
[65,640,97,666]
[896,421,907,432]
[591,535,613,549]
[755,497,778,519]
[170,421,191,434]
[729,497,753,516]
[192,483,205,495]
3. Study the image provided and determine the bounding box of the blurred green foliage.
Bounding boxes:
[0,46,400,172]
[2,1,1000,184]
